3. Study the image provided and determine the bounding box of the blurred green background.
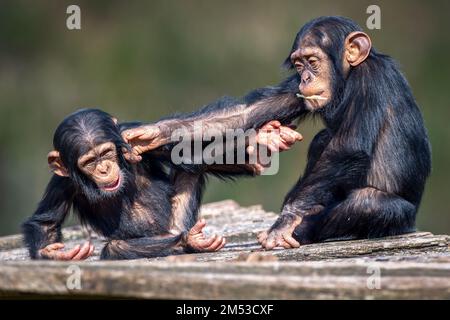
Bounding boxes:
[0,0,449,236]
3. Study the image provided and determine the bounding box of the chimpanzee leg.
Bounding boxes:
[295,187,417,243]
[101,234,187,260]
[282,129,332,207]
[169,170,206,233]
[169,161,261,233]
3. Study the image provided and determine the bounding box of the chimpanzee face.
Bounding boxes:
[287,24,372,112]
[48,108,134,202]
[290,45,333,110]
[77,142,123,193]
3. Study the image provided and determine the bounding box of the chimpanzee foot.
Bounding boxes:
[257,213,302,250]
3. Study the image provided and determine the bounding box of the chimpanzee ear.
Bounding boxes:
[47,150,69,177]
[111,117,118,125]
[344,32,372,66]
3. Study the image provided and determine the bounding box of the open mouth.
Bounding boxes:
[296,92,327,101]
[100,175,121,192]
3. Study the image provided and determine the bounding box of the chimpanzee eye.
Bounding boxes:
[295,62,304,73]
[308,58,320,71]
[84,159,96,169]
[101,150,115,158]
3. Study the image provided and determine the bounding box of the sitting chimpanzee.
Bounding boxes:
[22,108,300,260]
[122,16,432,250]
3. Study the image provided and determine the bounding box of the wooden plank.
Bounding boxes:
[0,260,449,299]
[1,200,449,299]
[171,232,450,262]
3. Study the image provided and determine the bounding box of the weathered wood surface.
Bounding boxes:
[0,200,449,299]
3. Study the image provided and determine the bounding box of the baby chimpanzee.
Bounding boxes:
[23,108,300,260]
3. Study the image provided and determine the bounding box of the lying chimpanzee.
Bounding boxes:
[22,108,301,260]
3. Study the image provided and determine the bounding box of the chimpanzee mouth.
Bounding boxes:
[100,175,121,192]
[296,92,327,101]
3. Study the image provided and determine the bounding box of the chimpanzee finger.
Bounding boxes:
[276,134,292,151]
[268,141,280,153]
[280,240,292,249]
[128,147,143,159]
[46,243,65,250]
[268,120,281,128]
[80,243,95,260]
[253,163,265,175]
[262,120,281,131]
[279,142,291,151]
[220,238,226,250]
[123,150,142,163]
[274,235,289,248]
[88,244,95,257]
[198,234,217,248]
[280,130,297,144]
[273,138,290,152]
[205,236,224,251]
[81,244,94,259]
[58,245,81,260]
[293,131,303,141]
[264,237,277,250]
[281,128,302,144]
[132,146,148,156]
[257,231,268,243]
[72,242,91,260]
[189,219,206,235]
[122,128,146,142]
[282,234,301,248]
[283,125,302,137]
[214,238,226,251]
[261,241,268,249]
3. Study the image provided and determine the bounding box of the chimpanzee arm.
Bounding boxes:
[139,122,301,178]
[123,74,306,149]
[257,148,372,249]
[281,149,371,217]
[22,175,74,259]
[168,164,257,235]
[149,144,261,178]
[159,74,304,139]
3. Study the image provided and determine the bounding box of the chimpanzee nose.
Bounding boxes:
[97,162,110,175]
[301,71,312,85]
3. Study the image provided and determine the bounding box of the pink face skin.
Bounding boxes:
[290,46,333,110]
[77,142,123,192]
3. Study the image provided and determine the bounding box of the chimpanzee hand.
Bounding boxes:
[257,213,302,250]
[248,120,303,153]
[122,125,166,163]
[185,219,226,253]
[246,121,303,174]
[38,241,94,260]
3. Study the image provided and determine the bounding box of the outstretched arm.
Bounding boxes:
[122,74,306,157]
[22,175,93,260]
